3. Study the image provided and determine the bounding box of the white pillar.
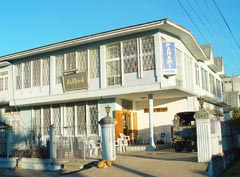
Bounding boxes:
[146,94,156,151]
[194,99,212,162]
[195,118,212,162]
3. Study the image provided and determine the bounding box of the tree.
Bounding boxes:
[229,108,240,133]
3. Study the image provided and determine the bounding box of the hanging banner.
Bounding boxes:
[162,42,177,75]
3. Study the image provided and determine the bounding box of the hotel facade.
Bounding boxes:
[0,19,228,155]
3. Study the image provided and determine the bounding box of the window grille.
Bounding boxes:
[76,102,86,135]
[52,105,61,136]
[55,54,64,84]
[43,106,50,135]
[6,120,20,134]
[64,103,74,135]
[77,50,87,72]
[106,43,121,86]
[89,48,99,78]
[33,107,41,137]
[141,36,155,71]
[123,39,138,73]
[15,64,22,90]
[42,58,50,86]
[88,101,98,134]
[23,61,31,88]
[65,52,76,71]
[32,60,41,87]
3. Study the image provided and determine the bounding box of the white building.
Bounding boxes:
[0,19,228,156]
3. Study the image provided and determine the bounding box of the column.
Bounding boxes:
[146,94,156,151]
[194,98,212,162]
[49,124,56,159]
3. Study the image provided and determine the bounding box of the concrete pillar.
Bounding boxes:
[49,124,56,159]
[6,126,12,158]
[216,120,223,154]
[194,98,212,162]
[99,105,117,161]
[146,94,156,151]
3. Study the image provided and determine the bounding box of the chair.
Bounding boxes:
[119,133,130,145]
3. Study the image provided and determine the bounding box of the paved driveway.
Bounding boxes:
[0,148,209,177]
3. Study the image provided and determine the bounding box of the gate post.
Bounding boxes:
[194,98,212,162]
[99,105,117,161]
[6,126,12,158]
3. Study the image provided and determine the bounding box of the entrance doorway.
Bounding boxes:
[114,110,138,143]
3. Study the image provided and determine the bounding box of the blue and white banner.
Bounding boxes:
[162,42,177,75]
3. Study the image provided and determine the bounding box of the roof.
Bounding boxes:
[0,18,207,62]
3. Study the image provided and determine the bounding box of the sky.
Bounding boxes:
[0,0,239,76]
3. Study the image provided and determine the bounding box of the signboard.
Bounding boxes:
[62,72,88,92]
[144,107,168,113]
[162,42,177,75]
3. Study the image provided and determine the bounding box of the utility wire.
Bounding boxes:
[177,0,208,43]
[213,0,240,51]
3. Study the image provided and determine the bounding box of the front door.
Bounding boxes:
[114,110,138,143]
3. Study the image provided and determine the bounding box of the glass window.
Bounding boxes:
[43,106,50,135]
[33,107,41,137]
[106,43,121,86]
[89,48,99,78]
[123,39,138,73]
[141,36,155,71]
[32,60,41,87]
[88,101,98,134]
[42,58,50,86]
[23,61,31,88]
[15,64,22,90]
[76,102,86,135]
[55,54,64,84]
[64,103,74,135]
[52,105,61,136]
[77,50,87,72]
[65,52,76,71]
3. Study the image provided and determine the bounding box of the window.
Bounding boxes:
[123,39,138,73]
[42,58,50,86]
[6,119,20,134]
[23,61,31,88]
[195,63,200,86]
[55,54,64,84]
[33,107,41,137]
[88,101,98,134]
[0,72,8,91]
[15,64,22,90]
[52,105,61,136]
[89,48,99,78]
[65,52,76,71]
[76,102,86,135]
[64,103,74,135]
[201,68,208,91]
[77,50,87,72]
[216,79,222,97]
[43,106,50,135]
[141,36,155,71]
[32,60,41,87]
[106,43,121,86]
[209,74,216,95]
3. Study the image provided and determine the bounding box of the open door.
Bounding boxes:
[114,110,138,143]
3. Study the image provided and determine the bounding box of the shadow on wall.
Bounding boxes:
[137,124,172,144]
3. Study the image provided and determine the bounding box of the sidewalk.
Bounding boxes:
[0,149,209,177]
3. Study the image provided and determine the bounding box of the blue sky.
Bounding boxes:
[0,0,239,76]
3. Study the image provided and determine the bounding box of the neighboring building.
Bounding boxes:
[0,19,228,156]
[223,76,240,113]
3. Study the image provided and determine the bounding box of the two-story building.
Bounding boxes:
[0,19,228,156]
